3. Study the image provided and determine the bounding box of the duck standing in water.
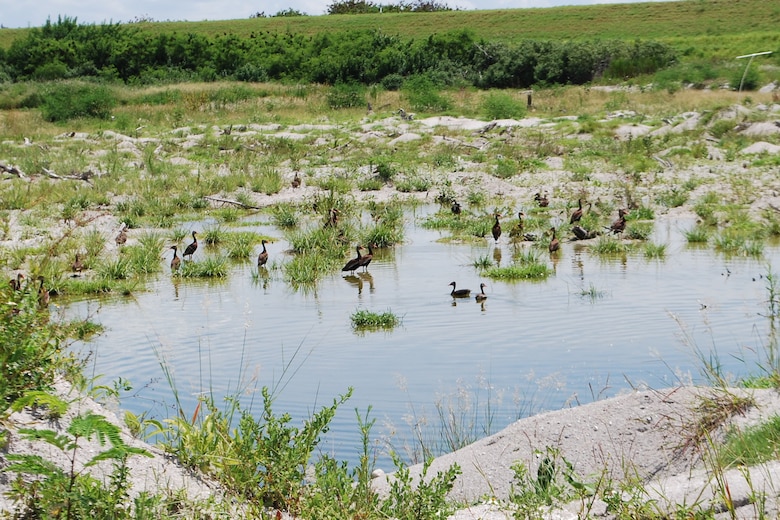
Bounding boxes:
[257,239,269,267]
[183,231,198,260]
[492,213,502,243]
[342,245,364,274]
[170,245,181,271]
[449,281,471,298]
[358,244,374,272]
[548,227,560,254]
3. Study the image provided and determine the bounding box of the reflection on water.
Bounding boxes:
[67,206,780,468]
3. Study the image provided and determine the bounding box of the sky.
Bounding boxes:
[2,0,671,29]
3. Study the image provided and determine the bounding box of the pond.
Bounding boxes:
[67,204,779,470]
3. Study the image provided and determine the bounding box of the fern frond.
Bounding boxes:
[5,453,64,479]
[11,391,69,418]
[68,412,122,447]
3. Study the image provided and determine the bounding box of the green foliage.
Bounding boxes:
[402,75,452,112]
[351,309,400,329]
[327,82,366,109]
[509,446,592,515]
[179,256,229,277]
[159,387,352,511]
[481,91,526,120]
[1,17,677,88]
[379,454,461,520]
[40,82,116,122]
[731,63,761,91]
[718,415,780,468]
[3,411,152,520]
[482,251,551,280]
[0,288,69,406]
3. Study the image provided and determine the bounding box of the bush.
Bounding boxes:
[731,63,760,91]
[381,73,405,91]
[40,82,116,122]
[327,83,366,109]
[481,91,526,120]
[402,75,452,112]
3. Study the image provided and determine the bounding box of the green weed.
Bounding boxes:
[350,309,400,330]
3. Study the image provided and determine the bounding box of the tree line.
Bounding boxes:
[0,16,676,88]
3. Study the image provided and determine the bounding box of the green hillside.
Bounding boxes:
[2,0,779,62]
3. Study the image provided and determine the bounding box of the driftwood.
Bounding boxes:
[42,168,97,183]
[203,195,259,210]
[0,162,27,179]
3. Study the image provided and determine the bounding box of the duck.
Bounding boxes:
[115,223,128,246]
[291,172,301,189]
[449,281,471,298]
[9,272,25,291]
[37,276,50,309]
[257,239,269,267]
[341,245,364,274]
[492,213,502,243]
[570,198,585,224]
[451,200,462,215]
[72,253,84,273]
[609,209,628,234]
[572,225,595,241]
[548,227,560,254]
[170,245,181,271]
[475,283,488,302]
[358,243,374,272]
[183,231,198,260]
[534,192,549,208]
[509,212,525,239]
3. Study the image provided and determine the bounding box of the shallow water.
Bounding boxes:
[67,206,779,468]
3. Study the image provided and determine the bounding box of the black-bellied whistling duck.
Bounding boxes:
[72,253,84,273]
[548,227,560,253]
[325,208,340,228]
[534,192,549,207]
[451,201,462,215]
[342,245,363,274]
[492,213,502,243]
[257,239,269,267]
[449,281,471,298]
[475,283,488,302]
[572,225,592,241]
[37,276,50,309]
[9,273,24,291]
[610,209,628,234]
[358,244,374,272]
[570,199,585,224]
[291,172,301,189]
[115,223,127,246]
[509,212,525,239]
[170,245,181,271]
[183,231,198,260]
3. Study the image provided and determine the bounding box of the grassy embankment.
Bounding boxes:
[1,0,779,63]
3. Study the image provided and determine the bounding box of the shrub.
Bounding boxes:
[327,83,366,109]
[40,82,116,122]
[402,75,452,112]
[481,91,526,120]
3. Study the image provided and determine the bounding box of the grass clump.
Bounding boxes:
[590,236,633,255]
[643,242,667,259]
[351,309,400,330]
[482,250,551,280]
[717,415,780,468]
[179,256,229,277]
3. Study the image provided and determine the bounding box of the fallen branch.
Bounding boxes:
[0,162,27,179]
[42,168,97,184]
[204,195,259,210]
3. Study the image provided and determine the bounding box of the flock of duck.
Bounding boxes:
[446,191,630,302]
